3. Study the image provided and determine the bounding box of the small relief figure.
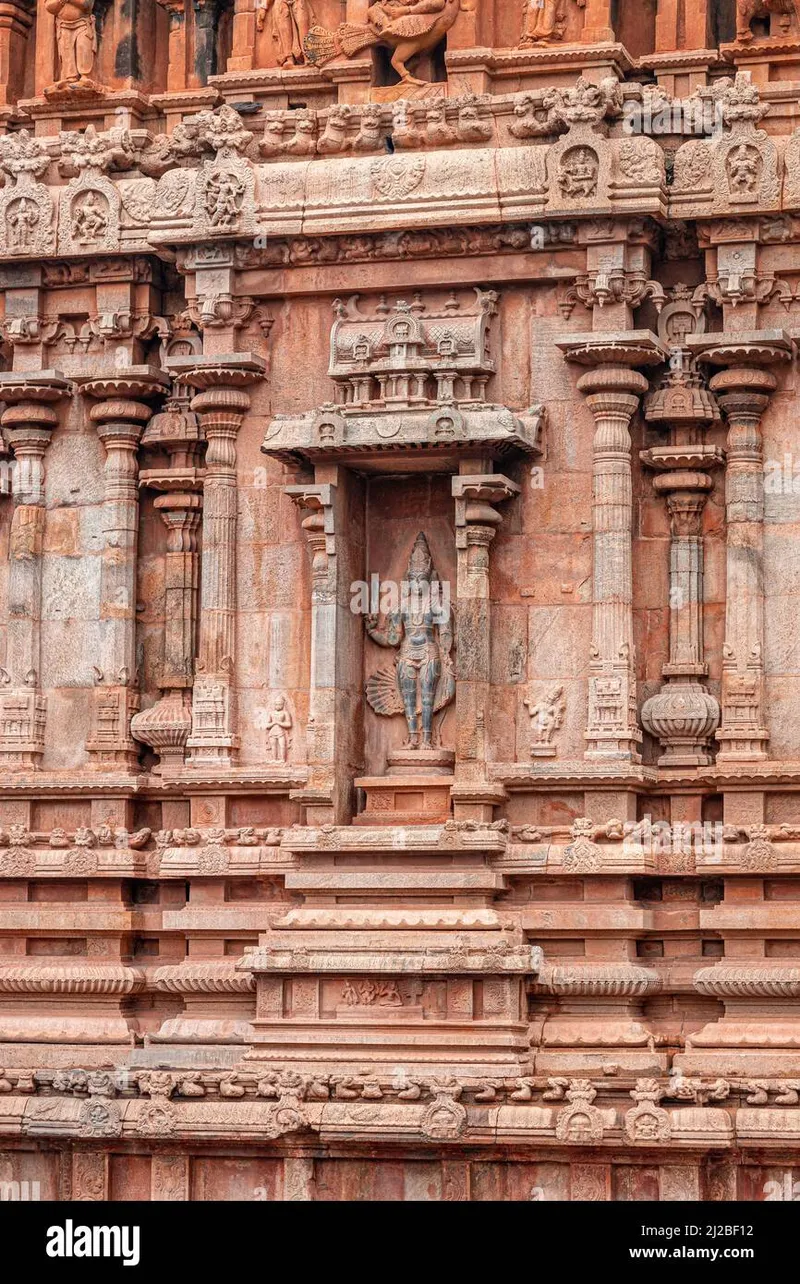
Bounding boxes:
[305,0,469,87]
[265,694,293,763]
[523,684,565,758]
[257,0,315,67]
[520,0,585,45]
[341,979,403,1006]
[6,198,40,252]
[558,146,599,198]
[365,532,454,751]
[726,143,760,197]
[46,0,98,88]
[71,190,108,243]
[204,169,246,231]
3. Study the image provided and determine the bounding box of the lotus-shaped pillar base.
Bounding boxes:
[641,681,720,767]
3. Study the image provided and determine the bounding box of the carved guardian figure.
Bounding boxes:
[46,0,98,89]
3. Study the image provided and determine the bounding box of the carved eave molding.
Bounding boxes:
[0,964,145,994]
[242,943,543,977]
[263,403,543,470]
[8,1071,800,1148]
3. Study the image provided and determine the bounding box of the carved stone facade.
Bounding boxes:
[3,0,800,1204]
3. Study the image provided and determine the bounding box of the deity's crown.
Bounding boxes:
[407,532,433,579]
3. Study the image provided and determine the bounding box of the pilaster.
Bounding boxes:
[559,333,666,762]
[0,371,68,768]
[78,367,170,770]
[450,469,518,820]
[640,343,724,766]
[689,331,792,762]
[167,354,265,769]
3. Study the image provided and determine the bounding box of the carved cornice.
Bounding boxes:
[0,964,144,994]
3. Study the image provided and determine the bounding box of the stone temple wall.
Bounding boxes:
[3,0,800,1202]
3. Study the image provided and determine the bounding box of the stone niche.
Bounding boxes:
[263,286,542,825]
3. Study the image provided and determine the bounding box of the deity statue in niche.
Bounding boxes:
[520,0,585,46]
[305,0,472,86]
[365,532,455,751]
[6,198,40,252]
[265,695,293,763]
[257,0,316,68]
[46,0,98,89]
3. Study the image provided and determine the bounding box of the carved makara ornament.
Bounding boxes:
[365,533,454,750]
[304,0,471,85]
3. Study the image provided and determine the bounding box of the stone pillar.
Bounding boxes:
[581,0,615,42]
[131,496,202,769]
[192,0,218,85]
[155,0,190,91]
[0,372,68,768]
[229,0,257,73]
[654,0,710,53]
[690,333,792,762]
[79,369,170,770]
[640,353,724,766]
[285,467,364,825]
[450,470,518,820]
[560,337,665,761]
[0,0,33,104]
[131,393,204,771]
[167,355,265,769]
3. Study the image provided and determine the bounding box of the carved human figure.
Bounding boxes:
[365,532,454,750]
[257,0,315,67]
[72,191,108,242]
[265,695,292,762]
[6,198,40,251]
[559,146,599,198]
[520,0,585,45]
[726,143,759,195]
[305,0,468,86]
[204,170,245,230]
[46,0,97,87]
[523,684,565,756]
[342,979,403,1006]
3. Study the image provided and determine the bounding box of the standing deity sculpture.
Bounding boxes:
[257,0,316,68]
[265,695,293,763]
[46,0,98,89]
[365,533,454,751]
[519,0,585,46]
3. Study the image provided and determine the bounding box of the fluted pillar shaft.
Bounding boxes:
[80,370,169,769]
[710,367,775,761]
[188,383,247,766]
[451,472,518,819]
[578,364,648,761]
[0,373,69,767]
